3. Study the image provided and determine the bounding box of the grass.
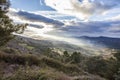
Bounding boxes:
[0,52,41,66]
[0,52,82,75]
[0,49,108,80]
[0,52,72,80]
[0,65,72,80]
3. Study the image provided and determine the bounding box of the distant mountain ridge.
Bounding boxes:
[78,36,120,49]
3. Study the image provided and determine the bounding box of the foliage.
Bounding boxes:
[70,52,83,64]
[115,68,120,80]
[83,51,120,80]
[113,52,120,80]
[0,52,82,75]
[0,0,27,47]
[63,51,69,57]
[114,51,120,61]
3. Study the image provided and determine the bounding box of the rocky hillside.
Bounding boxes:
[0,36,120,80]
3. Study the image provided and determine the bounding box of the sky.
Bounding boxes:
[9,0,120,38]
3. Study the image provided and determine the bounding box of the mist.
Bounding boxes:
[18,23,107,56]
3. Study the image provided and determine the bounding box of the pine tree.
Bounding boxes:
[0,0,27,46]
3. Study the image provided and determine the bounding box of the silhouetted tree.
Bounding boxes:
[63,51,69,57]
[70,52,82,64]
[0,0,27,47]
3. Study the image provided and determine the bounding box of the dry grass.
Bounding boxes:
[0,52,82,75]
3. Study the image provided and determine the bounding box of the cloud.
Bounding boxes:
[58,20,120,37]
[29,24,44,29]
[8,8,120,38]
[107,14,120,21]
[107,24,120,33]
[8,8,64,28]
[8,8,66,37]
[45,0,120,19]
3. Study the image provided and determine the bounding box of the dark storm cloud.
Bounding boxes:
[9,10,64,27]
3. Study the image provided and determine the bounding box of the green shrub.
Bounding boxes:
[41,57,82,75]
[0,53,41,66]
[69,52,84,64]
[3,67,43,80]
[0,52,82,75]
[114,68,120,80]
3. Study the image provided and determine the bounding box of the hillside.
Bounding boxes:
[1,0,120,80]
[7,35,116,56]
[0,36,120,80]
[0,36,106,80]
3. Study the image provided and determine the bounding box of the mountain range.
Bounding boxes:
[77,36,120,49]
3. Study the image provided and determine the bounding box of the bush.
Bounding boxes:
[0,52,41,66]
[85,56,118,79]
[41,57,82,75]
[114,68,120,80]
[0,52,83,75]
[69,52,83,64]
[3,66,44,80]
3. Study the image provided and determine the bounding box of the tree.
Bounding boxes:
[70,52,82,64]
[0,0,27,47]
[63,51,69,57]
[85,56,118,80]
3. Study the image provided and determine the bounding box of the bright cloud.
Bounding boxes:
[108,15,120,21]
[45,0,120,19]
[8,8,120,38]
